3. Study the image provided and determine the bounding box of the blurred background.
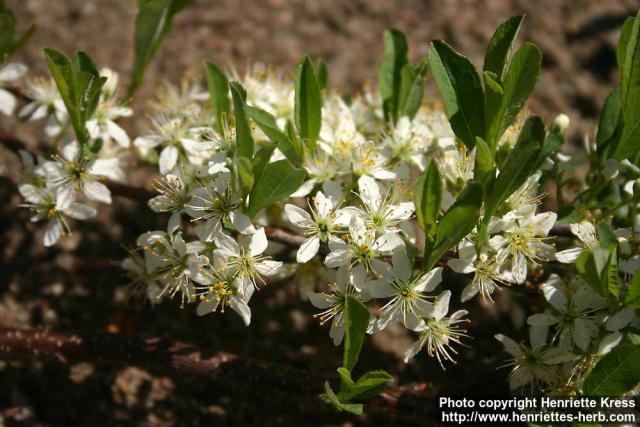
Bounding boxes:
[1,0,639,426]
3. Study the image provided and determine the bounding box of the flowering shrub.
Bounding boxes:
[4,0,640,414]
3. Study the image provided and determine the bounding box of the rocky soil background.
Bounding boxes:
[1,0,639,426]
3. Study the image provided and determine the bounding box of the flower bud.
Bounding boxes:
[552,114,570,134]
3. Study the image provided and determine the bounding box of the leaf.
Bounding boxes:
[414,161,442,237]
[602,245,620,300]
[237,156,254,196]
[342,370,392,401]
[294,56,322,150]
[615,12,640,160]
[486,42,541,149]
[246,159,305,218]
[425,181,484,270]
[251,145,275,184]
[0,2,34,63]
[342,295,370,373]
[203,60,230,134]
[583,344,640,396]
[378,29,409,124]
[473,137,494,183]
[43,48,106,146]
[127,0,190,97]
[596,86,622,146]
[336,367,354,390]
[484,116,544,219]
[625,271,640,307]
[316,58,328,90]
[617,17,635,70]
[399,60,428,119]
[320,381,363,415]
[429,40,485,150]
[483,14,525,80]
[247,106,303,167]
[229,81,254,160]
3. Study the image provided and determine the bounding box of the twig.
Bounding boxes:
[0,328,434,424]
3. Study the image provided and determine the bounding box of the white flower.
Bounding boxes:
[382,116,433,170]
[138,231,208,307]
[344,175,414,236]
[194,251,253,325]
[134,116,216,174]
[308,266,372,345]
[350,142,396,181]
[19,77,66,121]
[319,98,367,161]
[243,67,294,127]
[213,227,282,290]
[490,211,557,283]
[284,192,350,263]
[186,172,254,238]
[555,221,598,264]
[369,247,441,330]
[42,141,123,204]
[19,183,96,246]
[0,63,27,116]
[435,138,474,185]
[598,307,636,355]
[505,171,543,217]
[148,174,192,233]
[290,150,343,198]
[448,240,513,302]
[403,290,469,368]
[495,333,575,390]
[324,215,402,273]
[527,274,606,352]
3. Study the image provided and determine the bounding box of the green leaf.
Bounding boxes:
[414,161,442,237]
[342,370,392,401]
[320,381,363,415]
[429,40,485,150]
[316,58,328,90]
[596,222,617,248]
[251,145,275,184]
[247,106,303,167]
[43,48,106,146]
[617,17,635,70]
[379,29,409,124]
[425,181,484,270]
[203,60,230,134]
[624,271,640,307]
[615,12,640,160]
[603,245,620,299]
[0,2,34,64]
[237,156,254,196]
[483,14,525,80]
[473,137,494,183]
[484,116,544,219]
[583,344,640,396]
[127,0,190,97]
[246,159,305,218]
[342,295,370,373]
[336,367,355,390]
[399,60,428,119]
[294,56,322,150]
[229,81,254,160]
[486,42,541,149]
[597,86,622,147]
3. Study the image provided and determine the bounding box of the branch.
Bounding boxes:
[0,328,433,424]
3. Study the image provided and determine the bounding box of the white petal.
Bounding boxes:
[62,141,81,162]
[555,247,583,263]
[324,248,352,268]
[392,247,412,282]
[18,184,43,204]
[329,320,345,346]
[83,181,112,204]
[284,204,314,228]
[249,227,268,256]
[403,337,426,363]
[432,290,451,320]
[598,332,622,355]
[134,135,162,149]
[532,212,557,236]
[0,63,27,81]
[307,292,333,309]
[106,120,130,147]
[289,179,315,197]
[460,282,479,302]
[0,89,16,116]
[230,295,252,326]
[358,175,381,210]
[367,280,396,298]
[167,212,181,234]
[494,334,522,357]
[573,319,592,351]
[65,203,96,220]
[197,298,220,316]
[606,307,635,331]
[255,260,282,276]
[159,145,179,174]
[415,267,443,292]
[373,232,403,252]
[297,236,320,263]
[90,157,121,179]
[541,275,568,311]
[43,220,63,247]
[527,314,559,326]
[230,211,256,235]
[213,231,240,257]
